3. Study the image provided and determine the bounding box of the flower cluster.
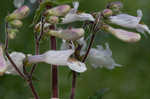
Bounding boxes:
[100,1,150,42]
[1,1,149,76]
[0,1,149,99]
[6,6,30,39]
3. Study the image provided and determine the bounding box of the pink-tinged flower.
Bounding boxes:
[5,52,25,75]
[45,5,71,16]
[62,2,95,24]
[27,49,87,73]
[47,28,85,41]
[88,43,121,69]
[106,26,141,43]
[7,5,30,21]
[0,45,7,75]
[109,9,150,35]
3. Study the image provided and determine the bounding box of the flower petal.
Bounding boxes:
[5,52,25,75]
[0,45,7,75]
[88,44,121,70]
[43,50,74,66]
[109,10,141,28]
[67,58,87,73]
[136,24,150,36]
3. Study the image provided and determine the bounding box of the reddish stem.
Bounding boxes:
[50,25,59,98]
[70,33,96,99]
[70,71,76,99]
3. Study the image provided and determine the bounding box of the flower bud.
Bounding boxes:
[0,45,7,75]
[44,5,71,16]
[45,16,59,24]
[6,5,30,21]
[102,9,113,17]
[8,29,19,39]
[9,20,23,28]
[104,25,141,43]
[107,1,123,13]
[47,28,85,41]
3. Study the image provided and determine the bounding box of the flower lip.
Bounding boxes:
[5,52,26,75]
[67,58,87,73]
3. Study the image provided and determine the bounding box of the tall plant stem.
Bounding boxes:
[4,20,39,99]
[70,33,96,99]
[50,25,59,98]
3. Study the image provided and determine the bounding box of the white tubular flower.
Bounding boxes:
[107,26,141,43]
[62,1,95,24]
[109,9,150,35]
[27,49,87,73]
[0,45,7,75]
[5,52,25,75]
[47,28,85,41]
[88,43,121,69]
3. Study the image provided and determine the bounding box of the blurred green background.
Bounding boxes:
[0,0,150,99]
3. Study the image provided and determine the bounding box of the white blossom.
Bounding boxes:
[88,43,121,69]
[109,9,150,35]
[5,52,25,75]
[0,45,7,75]
[62,1,95,24]
[27,50,87,73]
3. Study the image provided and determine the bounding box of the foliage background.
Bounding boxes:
[0,0,150,99]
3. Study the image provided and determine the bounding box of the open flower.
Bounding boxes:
[5,52,25,75]
[27,49,87,72]
[88,43,121,69]
[0,45,7,75]
[47,28,85,41]
[62,1,95,24]
[109,9,150,35]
